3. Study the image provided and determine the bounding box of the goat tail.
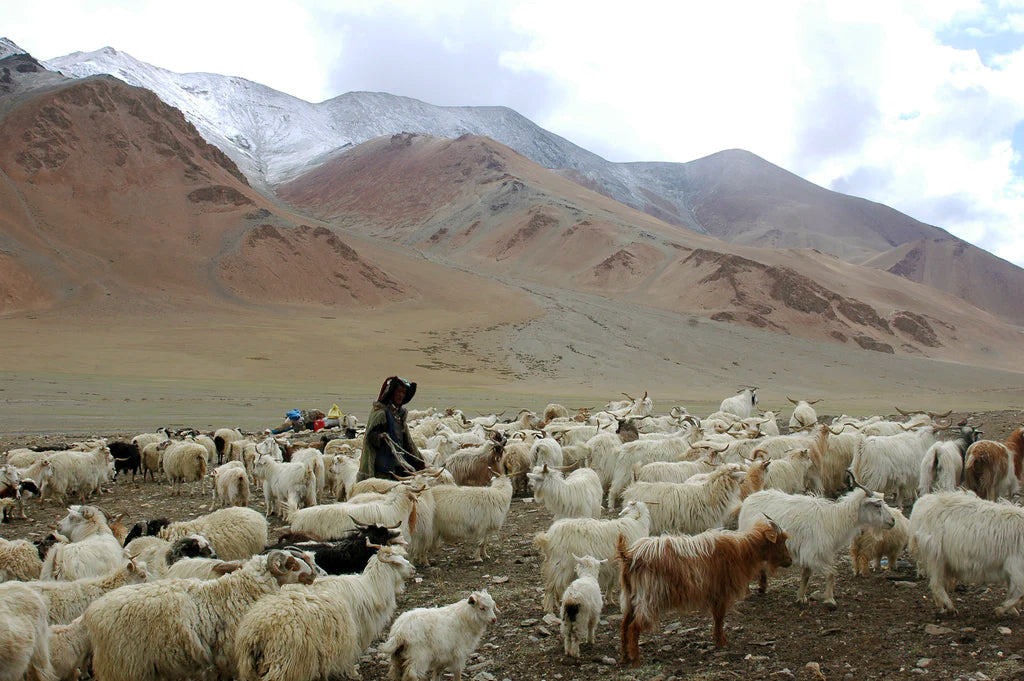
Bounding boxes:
[563,601,580,622]
[383,639,409,681]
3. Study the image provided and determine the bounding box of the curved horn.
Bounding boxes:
[845,470,872,494]
[787,396,799,405]
[928,410,953,419]
[365,538,384,550]
[934,417,953,429]
[895,406,923,416]
[807,399,822,405]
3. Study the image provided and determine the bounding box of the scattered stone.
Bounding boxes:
[771,669,795,679]
[998,626,1012,635]
[746,654,769,661]
[917,658,932,668]
[413,577,423,584]
[537,626,552,637]
[805,661,825,680]
[466,660,493,672]
[491,575,509,584]
[925,624,953,635]
[648,675,666,681]
[910,668,926,675]
[542,613,561,627]
[520,619,539,627]
[664,621,682,633]
[600,657,617,666]
[472,672,496,681]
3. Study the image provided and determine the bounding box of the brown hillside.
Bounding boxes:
[279,133,1024,373]
[0,75,409,312]
[863,238,1024,325]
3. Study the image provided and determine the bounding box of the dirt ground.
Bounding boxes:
[2,410,1024,681]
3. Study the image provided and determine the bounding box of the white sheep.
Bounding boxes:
[527,464,602,520]
[85,548,318,681]
[41,505,125,581]
[141,440,170,482]
[213,427,245,465]
[430,475,513,562]
[738,481,895,608]
[382,588,498,681]
[43,446,112,503]
[0,580,57,681]
[910,490,1024,616]
[621,466,745,536]
[560,555,604,658]
[0,537,44,582]
[164,557,243,580]
[534,500,652,613]
[234,544,415,681]
[161,441,208,495]
[30,557,148,624]
[131,428,170,455]
[158,506,268,561]
[48,615,90,681]
[213,461,250,507]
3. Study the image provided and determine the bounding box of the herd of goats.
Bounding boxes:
[1,387,1023,680]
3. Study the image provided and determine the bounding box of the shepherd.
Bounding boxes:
[359,375,426,479]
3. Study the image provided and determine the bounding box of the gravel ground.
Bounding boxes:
[2,410,1023,681]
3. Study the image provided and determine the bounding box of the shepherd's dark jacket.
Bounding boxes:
[358,402,423,479]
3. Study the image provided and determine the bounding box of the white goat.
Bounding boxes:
[234,544,415,681]
[560,555,604,658]
[910,491,1024,616]
[534,500,651,613]
[430,475,513,562]
[620,466,745,535]
[738,482,895,608]
[918,425,980,496]
[253,453,316,519]
[787,397,820,429]
[718,387,758,419]
[527,464,602,520]
[41,505,125,581]
[851,425,942,506]
[382,588,498,681]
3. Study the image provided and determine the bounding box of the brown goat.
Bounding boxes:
[444,440,505,486]
[617,519,791,662]
[963,427,1023,501]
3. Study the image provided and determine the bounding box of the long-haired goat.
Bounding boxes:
[738,476,894,609]
[962,426,1023,501]
[919,424,981,496]
[617,517,790,660]
[910,490,1024,616]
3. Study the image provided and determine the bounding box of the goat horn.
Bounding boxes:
[808,399,822,405]
[928,410,953,419]
[845,470,872,494]
[894,406,922,416]
[365,538,383,550]
[787,396,798,405]
[934,417,953,429]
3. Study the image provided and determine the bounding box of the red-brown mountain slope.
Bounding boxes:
[279,133,1023,372]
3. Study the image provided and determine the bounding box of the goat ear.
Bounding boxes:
[468,595,477,606]
[765,527,778,543]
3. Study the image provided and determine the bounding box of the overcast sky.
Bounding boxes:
[7,0,1024,266]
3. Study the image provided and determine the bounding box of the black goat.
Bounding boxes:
[268,523,404,575]
[109,441,142,482]
[123,517,170,545]
[165,535,218,567]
